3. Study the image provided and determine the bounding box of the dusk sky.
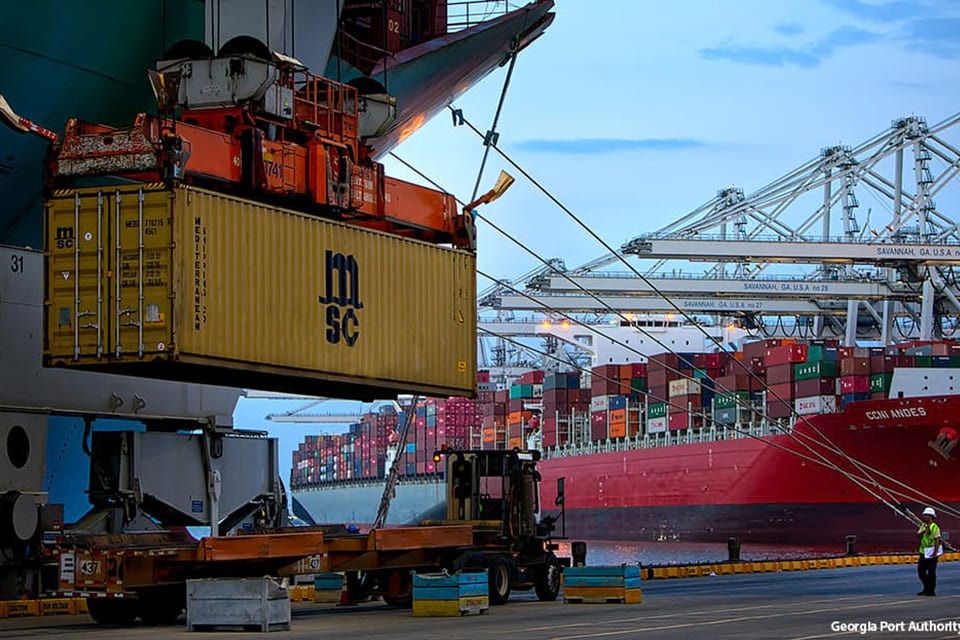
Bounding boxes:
[248,0,960,483]
[386,0,960,281]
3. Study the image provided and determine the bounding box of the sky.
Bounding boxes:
[385,0,960,280]
[248,0,960,484]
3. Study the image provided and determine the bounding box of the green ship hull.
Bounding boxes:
[0,0,204,246]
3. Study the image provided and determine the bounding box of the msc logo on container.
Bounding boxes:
[318,250,362,346]
[55,226,75,249]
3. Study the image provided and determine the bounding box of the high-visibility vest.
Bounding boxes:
[919,522,941,554]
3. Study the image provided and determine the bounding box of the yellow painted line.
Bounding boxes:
[637,552,947,580]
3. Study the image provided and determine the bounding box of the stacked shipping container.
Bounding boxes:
[541,372,590,448]
[291,339,960,488]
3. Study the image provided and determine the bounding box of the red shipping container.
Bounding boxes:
[646,385,669,403]
[743,339,781,361]
[649,353,680,368]
[668,412,689,431]
[591,377,621,396]
[767,382,795,400]
[766,363,795,385]
[840,376,870,394]
[714,374,755,392]
[897,355,917,368]
[706,352,731,369]
[593,364,622,378]
[794,378,836,397]
[766,399,792,418]
[839,357,870,377]
[629,363,648,377]
[591,411,607,441]
[518,370,545,385]
[765,344,808,366]
[672,393,702,410]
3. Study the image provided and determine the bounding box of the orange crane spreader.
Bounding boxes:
[44,41,474,249]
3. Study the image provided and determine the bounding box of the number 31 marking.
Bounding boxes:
[10,254,23,273]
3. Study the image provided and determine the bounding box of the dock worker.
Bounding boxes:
[917,507,942,596]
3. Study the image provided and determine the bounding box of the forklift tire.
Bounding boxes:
[534,554,562,601]
[489,558,512,605]
[86,598,138,625]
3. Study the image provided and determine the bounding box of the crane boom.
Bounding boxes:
[624,237,960,265]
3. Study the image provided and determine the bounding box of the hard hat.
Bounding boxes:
[922,507,937,517]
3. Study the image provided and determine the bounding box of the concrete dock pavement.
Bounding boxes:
[0,564,956,639]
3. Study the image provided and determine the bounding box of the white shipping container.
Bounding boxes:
[794,395,837,415]
[669,379,701,397]
[591,396,611,412]
[647,416,668,434]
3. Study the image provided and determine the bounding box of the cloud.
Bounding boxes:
[821,0,933,22]
[885,80,930,90]
[813,26,883,55]
[899,16,960,59]
[700,26,881,68]
[774,23,805,36]
[513,138,706,154]
[699,46,821,68]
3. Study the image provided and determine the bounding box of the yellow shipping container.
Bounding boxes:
[44,185,476,398]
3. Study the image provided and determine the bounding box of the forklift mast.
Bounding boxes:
[442,449,542,540]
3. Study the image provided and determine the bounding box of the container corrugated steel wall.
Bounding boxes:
[44,184,476,398]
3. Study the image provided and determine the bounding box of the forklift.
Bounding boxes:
[436,448,569,605]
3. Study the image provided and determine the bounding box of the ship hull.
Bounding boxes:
[539,395,959,547]
[292,476,447,527]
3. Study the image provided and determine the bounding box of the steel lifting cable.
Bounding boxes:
[374,394,421,528]
[475,272,949,520]
[445,110,938,526]
[393,146,930,515]
[468,34,520,204]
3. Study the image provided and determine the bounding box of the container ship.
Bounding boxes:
[291,337,960,547]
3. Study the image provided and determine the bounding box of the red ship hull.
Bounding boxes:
[538,395,960,547]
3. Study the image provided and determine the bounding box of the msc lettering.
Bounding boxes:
[318,250,362,346]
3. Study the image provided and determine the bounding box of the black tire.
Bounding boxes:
[86,598,138,625]
[138,597,183,625]
[381,569,413,608]
[534,554,562,601]
[488,557,512,605]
